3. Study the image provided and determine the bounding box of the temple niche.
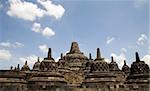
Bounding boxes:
[0,42,149,91]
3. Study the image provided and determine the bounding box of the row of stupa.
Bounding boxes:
[0,42,149,91]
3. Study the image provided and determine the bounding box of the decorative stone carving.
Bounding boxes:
[64,72,84,84]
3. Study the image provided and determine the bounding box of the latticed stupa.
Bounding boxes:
[0,42,149,91]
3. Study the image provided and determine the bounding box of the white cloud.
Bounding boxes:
[105,58,111,63]
[0,42,11,47]
[137,34,147,45]
[7,0,64,38]
[106,37,115,44]
[13,42,24,48]
[37,0,65,19]
[121,48,127,53]
[42,27,55,37]
[38,44,48,53]
[19,54,43,67]
[0,49,12,60]
[7,0,65,21]
[0,41,24,48]
[55,57,60,62]
[141,55,150,67]
[110,48,128,69]
[31,22,55,38]
[32,22,42,33]
[7,0,44,21]
[133,0,147,8]
[110,53,126,69]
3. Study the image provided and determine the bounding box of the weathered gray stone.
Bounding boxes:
[0,42,149,91]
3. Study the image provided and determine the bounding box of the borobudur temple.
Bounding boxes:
[0,42,149,91]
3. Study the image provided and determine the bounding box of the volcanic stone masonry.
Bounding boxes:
[0,42,149,91]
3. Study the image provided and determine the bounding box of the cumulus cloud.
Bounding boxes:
[37,0,65,19]
[38,44,48,53]
[0,49,12,60]
[137,34,147,45]
[31,22,55,38]
[141,55,150,67]
[7,0,44,21]
[0,41,24,48]
[106,37,115,44]
[7,0,65,21]
[32,22,42,33]
[19,54,43,67]
[110,53,126,69]
[0,42,11,47]
[7,0,64,38]
[42,27,55,37]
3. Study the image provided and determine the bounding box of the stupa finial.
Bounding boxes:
[69,42,81,54]
[89,53,92,60]
[96,48,101,59]
[111,56,114,62]
[47,48,52,59]
[135,52,140,62]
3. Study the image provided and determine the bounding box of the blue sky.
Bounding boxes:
[0,0,149,69]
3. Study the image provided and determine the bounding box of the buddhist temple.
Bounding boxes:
[0,42,149,91]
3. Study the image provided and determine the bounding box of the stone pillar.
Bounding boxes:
[96,48,101,59]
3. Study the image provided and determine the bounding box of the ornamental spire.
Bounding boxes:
[96,48,101,59]
[61,53,63,59]
[17,64,20,70]
[124,60,126,65]
[48,48,52,60]
[25,61,27,65]
[111,56,114,62]
[37,57,40,62]
[89,53,92,60]
[135,52,140,62]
